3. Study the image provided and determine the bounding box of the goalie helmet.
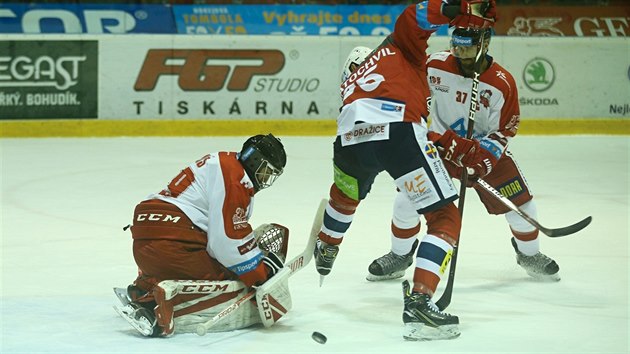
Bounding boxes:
[239,134,286,192]
[341,46,372,83]
[450,27,492,59]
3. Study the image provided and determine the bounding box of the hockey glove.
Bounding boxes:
[262,251,284,278]
[435,130,481,167]
[450,0,497,29]
[465,148,496,179]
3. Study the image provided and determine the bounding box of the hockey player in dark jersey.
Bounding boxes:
[313,0,497,341]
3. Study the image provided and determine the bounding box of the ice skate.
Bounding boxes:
[401,280,460,341]
[367,239,418,281]
[113,284,148,306]
[314,239,339,276]
[113,301,160,337]
[511,238,560,281]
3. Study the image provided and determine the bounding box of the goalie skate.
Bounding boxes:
[511,238,560,281]
[401,280,460,341]
[113,287,131,305]
[113,302,159,337]
[367,239,418,281]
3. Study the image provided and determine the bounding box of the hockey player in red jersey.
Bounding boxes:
[367,28,560,284]
[115,134,291,337]
[314,0,496,341]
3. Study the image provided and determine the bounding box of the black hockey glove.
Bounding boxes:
[262,251,284,278]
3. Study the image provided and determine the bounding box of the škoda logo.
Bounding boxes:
[134,49,285,91]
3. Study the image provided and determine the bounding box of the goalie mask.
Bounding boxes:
[341,46,372,82]
[239,134,286,192]
[450,27,491,60]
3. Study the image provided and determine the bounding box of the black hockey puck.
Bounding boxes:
[311,331,327,344]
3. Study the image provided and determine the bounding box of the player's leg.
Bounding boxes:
[367,191,420,281]
[383,122,461,340]
[314,136,380,277]
[474,151,559,280]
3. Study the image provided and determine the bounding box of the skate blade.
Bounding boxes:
[113,287,131,305]
[403,322,460,341]
[366,270,405,282]
[319,275,325,287]
[113,305,154,337]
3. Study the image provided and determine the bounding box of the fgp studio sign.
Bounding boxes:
[0,40,97,119]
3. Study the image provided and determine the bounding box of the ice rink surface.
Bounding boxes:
[1,135,628,354]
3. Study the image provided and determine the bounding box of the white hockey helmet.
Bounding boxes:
[341,46,372,83]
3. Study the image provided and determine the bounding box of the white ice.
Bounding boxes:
[1,136,628,353]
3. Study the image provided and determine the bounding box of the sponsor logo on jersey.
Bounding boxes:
[381,103,403,112]
[341,122,389,147]
[479,138,503,160]
[238,238,258,255]
[232,207,248,230]
[498,177,525,199]
[424,143,438,159]
[523,57,555,92]
[429,75,449,93]
[405,173,428,195]
[230,254,262,275]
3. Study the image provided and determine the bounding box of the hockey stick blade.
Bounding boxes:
[476,178,592,237]
[195,198,327,336]
[543,216,592,237]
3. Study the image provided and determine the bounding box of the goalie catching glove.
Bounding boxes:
[254,223,290,278]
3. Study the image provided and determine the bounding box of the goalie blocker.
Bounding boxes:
[114,223,293,336]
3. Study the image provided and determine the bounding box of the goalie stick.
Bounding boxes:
[475,178,592,237]
[435,27,487,312]
[195,198,327,336]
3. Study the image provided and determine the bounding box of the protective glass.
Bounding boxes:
[255,160,283,189]
[450,35,479,59]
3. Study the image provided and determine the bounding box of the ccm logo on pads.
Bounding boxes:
[134,49,285,91]
[136,213,181,223]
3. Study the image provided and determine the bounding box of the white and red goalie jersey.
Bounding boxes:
[426,50,521,164]
[148,152,267,287]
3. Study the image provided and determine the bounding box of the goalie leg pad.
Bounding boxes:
[147,280,260,334]
[174,290,260,333]
[255,267,293,327]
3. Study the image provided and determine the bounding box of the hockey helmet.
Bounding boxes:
[239,134,286,192]
[341,46,372,82]
[450,27,491,59]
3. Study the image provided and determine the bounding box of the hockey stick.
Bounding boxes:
[435,29,487,312]
[475,178,592,237]
[195,198,327,336]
